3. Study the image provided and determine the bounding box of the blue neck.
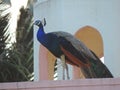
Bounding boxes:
[37,26,46,43]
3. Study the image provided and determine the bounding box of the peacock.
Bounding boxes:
[34,18,113,79]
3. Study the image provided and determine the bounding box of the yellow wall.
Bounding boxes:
[75,26,103,58]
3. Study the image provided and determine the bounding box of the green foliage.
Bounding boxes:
[0,1,33,82]
[0,47,33,82]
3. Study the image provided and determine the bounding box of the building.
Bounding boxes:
[0,0,120,90]
[34,0,120,80]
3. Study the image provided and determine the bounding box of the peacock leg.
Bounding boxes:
[65,63,70,80]
[60,55,70,80]
[61,55,65,80]
[62,65,65,80]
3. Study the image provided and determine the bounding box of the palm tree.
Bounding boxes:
[0,0,33,82]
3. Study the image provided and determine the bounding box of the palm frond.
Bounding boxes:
[0,1,33,82]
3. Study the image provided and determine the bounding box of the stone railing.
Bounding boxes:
[0,78,120,90]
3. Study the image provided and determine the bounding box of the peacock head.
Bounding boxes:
[34,18,46,27]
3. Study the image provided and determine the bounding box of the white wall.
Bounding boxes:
[34,0,120,80]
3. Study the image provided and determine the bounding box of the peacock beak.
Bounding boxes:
[33,21,38,25]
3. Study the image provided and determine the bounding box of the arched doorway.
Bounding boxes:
[73,25,104,79]
[75,26,104,58]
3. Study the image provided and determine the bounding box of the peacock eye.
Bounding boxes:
[38,21,41,25]
[34,20,41,26]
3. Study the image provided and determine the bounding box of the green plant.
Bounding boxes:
[0,1,33,82]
